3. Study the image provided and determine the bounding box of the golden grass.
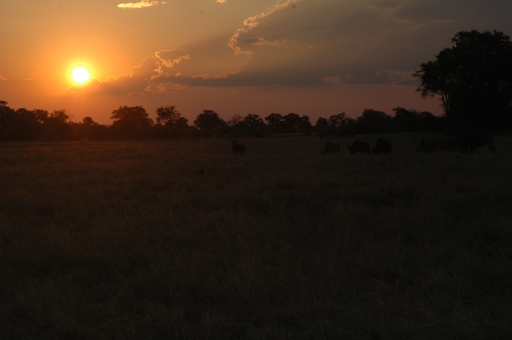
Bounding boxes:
[1,134,511,339]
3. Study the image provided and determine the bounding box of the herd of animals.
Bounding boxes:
[230,134,497,156]
[416,134,496,153]
[322,139,392,155]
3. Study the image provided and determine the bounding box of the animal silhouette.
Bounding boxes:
[231,140,245,156]
[371,139,392,154]
[460,134,496,153]
[348,140,371,155]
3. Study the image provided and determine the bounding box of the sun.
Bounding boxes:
[71,67,91,84]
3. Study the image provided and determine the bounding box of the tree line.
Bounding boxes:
[0,100,442,141]
[1,29,511,141]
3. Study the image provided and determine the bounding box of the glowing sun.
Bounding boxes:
[71,67,90,84]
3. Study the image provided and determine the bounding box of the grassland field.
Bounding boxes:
[0,133,511,339]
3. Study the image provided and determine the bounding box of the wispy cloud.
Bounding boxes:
[228,0,298,55]
[0,76,6,81]
[70,49,189,95]
[117,1,168,9]
[73,0,512,94]
[215,0,227,3]
[246,37,284,46]
[155,49,190,68]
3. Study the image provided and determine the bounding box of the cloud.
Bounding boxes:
[75,56,161,95]
[321,75,342,85]
[76,0,512,94]
[218,0,512,86]
[228,0,298,55]
[215,0,227,3]
[117,1,168,9]
[155,49,190,68]
[71,49,191,95]
[0,76,6,81]
[246,37,284,46]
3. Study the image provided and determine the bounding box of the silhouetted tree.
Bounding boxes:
[278,113,312,133]
[243,114,267,137]
[0,101,17,140]
[327,113,348,130]
[155,106,192,138]
[172,117,195,138]
[414,30,512,131]
[156,106,180,125]
[264,113,284,134]
[227,114,244,127]
[193,110,226,137]
[83,117,95,126]
[226,114,245,137]
[110,106,154,139]
[356,109,392,134]
[315,117,329,136]
[326,112,356,136]
[282,113,302,133]
[43,110,71,140]
[298,115,313,134]
[70,116,110,140]
[7,108,46,141]
[392,107,419,132]
[0,103,73,141]
[341,119,356,136]
[417,111,441,133]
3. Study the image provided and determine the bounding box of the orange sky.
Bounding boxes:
[1,0,511,124]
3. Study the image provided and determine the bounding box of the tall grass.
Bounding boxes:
[1,134,511,339]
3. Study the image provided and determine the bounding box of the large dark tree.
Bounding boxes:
[243,114,267,137]
[414,30,512,131]
[110,106,154,139]
[70,116,110,141]
[315,117,328,133]
[282,113,301,133]
[356,109,392,134]
[156,106,181,127]
[155,106,192,138]
[392,107,419,133]
[264,113,284,134]
[0,101,16,140]
[43,110,71,140]
[193,110,226,137]
[327,113,356,136]
[0,103,47,141]
[298,115,313,134]
[279,113,312,133]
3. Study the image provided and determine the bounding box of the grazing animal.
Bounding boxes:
[322,141,340,155]
[460,134,496,153]
[417,135,495,153]
[348,140,371,155]
[446,137,462,151]
[231,140,245,156]
[371,139,392,154]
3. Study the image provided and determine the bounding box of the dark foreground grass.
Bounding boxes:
[1,134,511,339]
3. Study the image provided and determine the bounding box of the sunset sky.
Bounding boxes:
[1,0,512,124]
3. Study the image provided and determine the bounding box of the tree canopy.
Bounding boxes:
[1,100,443,141]
[193,110,226,137]
[156,106,181,127]
[110,106,154,139]
[414,30,512,131]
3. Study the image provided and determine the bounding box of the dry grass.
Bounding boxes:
[1,134,511,339]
